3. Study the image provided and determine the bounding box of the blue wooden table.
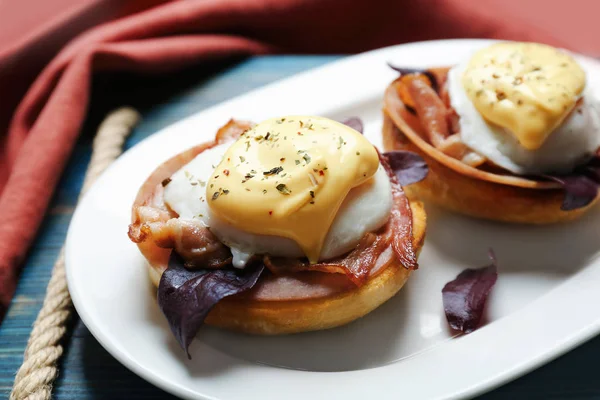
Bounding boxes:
[2,55,600,399]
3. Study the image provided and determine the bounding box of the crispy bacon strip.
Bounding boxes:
[406,77,450,147]
[129,120,255,269]
[405,77,486,167]
[128,185,231,269]
[446,108,460,135]
[264,233,389,286]
[380,154,418,270]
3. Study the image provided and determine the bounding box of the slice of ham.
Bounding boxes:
[265,154,418,286]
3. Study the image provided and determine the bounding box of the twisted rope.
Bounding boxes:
[10,108,140,400]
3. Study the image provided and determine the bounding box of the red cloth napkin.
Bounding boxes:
[0,0,564,318]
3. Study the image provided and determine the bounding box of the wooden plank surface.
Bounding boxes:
[1,55,600,399]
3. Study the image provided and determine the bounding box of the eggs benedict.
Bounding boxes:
[164,117,390,267]
[128,117,426,354]
[383,42,600,223]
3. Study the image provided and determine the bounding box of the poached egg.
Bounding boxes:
[163,116,392,268]
[447,42,600,174]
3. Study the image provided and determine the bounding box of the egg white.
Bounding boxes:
[163,143,393,267]
[447,62,600,175]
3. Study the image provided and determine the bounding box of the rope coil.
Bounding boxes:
[10,107,140,400]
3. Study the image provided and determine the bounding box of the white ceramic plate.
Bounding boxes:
[65,39,600,400]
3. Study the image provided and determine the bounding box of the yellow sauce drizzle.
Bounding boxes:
[462,42,586,150]
[206,116,379,262]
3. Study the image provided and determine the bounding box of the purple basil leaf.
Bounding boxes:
[585,166,600,182]
[341,117,364,134]
[387,63,439,93]
[158,252,264,358]
[531,155,600,211]
[383,150,429,186]
[442,250,498,334]
[542,174,599,211]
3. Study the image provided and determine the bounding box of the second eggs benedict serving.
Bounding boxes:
[384,42,600,223]
[128,116,427,355]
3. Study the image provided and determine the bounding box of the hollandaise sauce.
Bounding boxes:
[462,42,586,150]
[206,116,379,263]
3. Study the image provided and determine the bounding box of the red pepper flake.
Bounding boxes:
[319,170,325,176]
[269,210,273,216]
[223,169,230,176]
